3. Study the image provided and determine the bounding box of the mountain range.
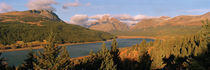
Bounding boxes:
[89,15,129,32]
[87,12,210,37]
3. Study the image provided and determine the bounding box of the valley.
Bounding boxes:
[0,0,209,69]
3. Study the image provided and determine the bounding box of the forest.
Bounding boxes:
[0,20,209,70]
[0,10,114,50]
[0,20,114,50]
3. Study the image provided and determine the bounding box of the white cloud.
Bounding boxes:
[89,14,111,20]
[113,14,133,20]
[185,9,210,13]
[86,3,91,6]
[69,14,89,26]
[0,3,13,13]
[62,0,91,9]
[121,20,139,26]
[68,14,158,27]
[112,14,158,21]
[63,0,80,9]
[134,14,158,20]
[26,0,57,11]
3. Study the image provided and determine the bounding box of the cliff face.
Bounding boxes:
[89,15,129,32]
[36,10,61,21]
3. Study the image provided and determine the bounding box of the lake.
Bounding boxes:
[1,38,153,66]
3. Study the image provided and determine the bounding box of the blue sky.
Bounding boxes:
[0,0,210,21]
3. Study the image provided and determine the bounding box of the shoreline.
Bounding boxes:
[117,36,158,39]
[0,40,112,52]
[0,36,156,52]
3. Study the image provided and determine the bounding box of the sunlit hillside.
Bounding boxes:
[0,0,209,70]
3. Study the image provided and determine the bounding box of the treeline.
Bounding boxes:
[0,32,120,70]
[0,20,209,70]
[0,21,114,45]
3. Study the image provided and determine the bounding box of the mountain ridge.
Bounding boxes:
[89,15,129,32]
[87,12,210,36]
[0,10,62,26]
[0,10,114,45]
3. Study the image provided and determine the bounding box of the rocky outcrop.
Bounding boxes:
[89,15,129,32]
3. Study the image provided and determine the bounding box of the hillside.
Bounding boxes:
[89,15,129,32]
[114,12,210,37]
[131,13,210,30]
[130,16,170,30]
[0,10,114,45]
[86,13,210,37]
[72,21,210,69]
[0,10,62,26]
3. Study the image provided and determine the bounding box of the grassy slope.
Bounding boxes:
[113,25,201,39]
[112,13,210,38]
[0,10,114,45]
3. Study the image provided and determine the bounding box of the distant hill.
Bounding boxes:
[0,10,114,45]
[131,12,210,30]
[130,16,170,30]
[95,12,210,37]
[89,15,129,32]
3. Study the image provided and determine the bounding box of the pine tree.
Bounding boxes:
[181,47,188,57]
[100,52,117,70]
[111,38,118,53]
[110,38,120,69]
[0,53,14,70]
[138,52,152,70]
[0,53,7,70]
[147,41,154,47]
[33,32,71,70]
[139,39,147,47]
[18,51,36,70]
[98,42,109,58]
[188,58,205,70]
[89,49,95,56]
[99,42,117,70]
[139,39,148,54]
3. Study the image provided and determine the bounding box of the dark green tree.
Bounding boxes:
[33,32,71,70]
[18,51,36,70]
[0,53,15,70]
[110,38,120,69]
[99,42,117,70]
[139,39,148,54]
[89,49,95,56]
[139,39,147,48]
[0,53,7,70]
[138,52,152,70]
[100,52,116,70]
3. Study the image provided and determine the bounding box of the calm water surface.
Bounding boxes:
[1,38,153,66]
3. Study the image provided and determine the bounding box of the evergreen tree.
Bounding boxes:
[139,40,148,53]
[138,52,152,70]
[0,53,7,70]
[111,38,118,53]
[110,38,120,69]
[18,51,36,70]
[188,58,205,70]
[89,49,95,56]
[0,53,14,70]
[98,42,109,58]
[139,39,147,48]
[99,42,117,70]
[33,32,71,70]
[100,52,116,70]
